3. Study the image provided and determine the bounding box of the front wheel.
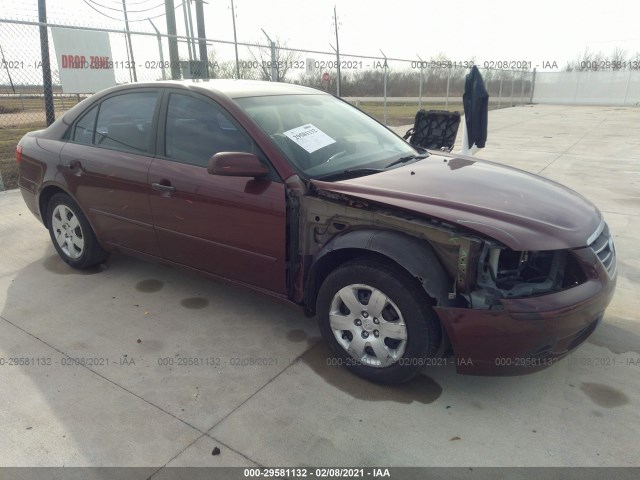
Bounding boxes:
[317,259,441,384]
[47,193,109,269]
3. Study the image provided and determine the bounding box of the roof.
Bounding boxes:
[125,79,327,99]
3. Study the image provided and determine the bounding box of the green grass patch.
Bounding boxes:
[0,122,45,190]
[0,96,81,112]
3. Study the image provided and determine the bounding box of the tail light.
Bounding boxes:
[16,145,23,164]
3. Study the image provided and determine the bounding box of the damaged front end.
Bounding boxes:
[468,245,588,309]
[298,182,616,375]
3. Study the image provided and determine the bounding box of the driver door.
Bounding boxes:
[147,90,287,294]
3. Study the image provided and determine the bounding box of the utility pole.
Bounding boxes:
[122,0,137,82]
[230,0,240,79]
[333,5,341,97]
[181,0,193,63]
[186,0,197,63]
[165,0,180,79]
[194,0,208,78]
[38,0,55,125]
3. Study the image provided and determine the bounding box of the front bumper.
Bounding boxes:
[435,246,617,375]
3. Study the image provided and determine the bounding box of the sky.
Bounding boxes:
[1,0,640,71]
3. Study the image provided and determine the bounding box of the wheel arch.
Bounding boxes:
[38,184,71,228]
[304,229,455,317]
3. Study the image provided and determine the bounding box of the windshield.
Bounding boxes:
[234,94,420,179]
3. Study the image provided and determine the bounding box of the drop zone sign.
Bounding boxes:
[51,28,116,93]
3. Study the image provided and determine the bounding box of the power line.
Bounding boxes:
[94,0,162,6]
[81,0,182,23]
[86,0,165,14]
[81,0,125,21]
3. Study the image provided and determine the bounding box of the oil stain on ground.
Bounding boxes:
[43,255,107,275]
[580,382,629,408]
[180,297,209,309]
[301,343,443,404]
[135,279,164,293]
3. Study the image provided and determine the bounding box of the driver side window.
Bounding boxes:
[164,93,253,167]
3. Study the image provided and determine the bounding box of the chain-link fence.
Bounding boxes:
[0,17,535,190]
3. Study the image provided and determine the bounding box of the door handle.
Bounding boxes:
[63,160,84,176]
[151,182,176,196]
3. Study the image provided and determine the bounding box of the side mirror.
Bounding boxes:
[207,152,269,178]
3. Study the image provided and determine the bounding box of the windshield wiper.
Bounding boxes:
[385,153,429,169]
[314,168,384,182]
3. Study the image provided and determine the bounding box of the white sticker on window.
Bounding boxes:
[283,124,336,153]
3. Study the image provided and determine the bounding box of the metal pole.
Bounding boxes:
[38,0,55,125]
[230,0,240,79]
[573,71,580,105]
[445,69,451,109]
[164,0,180,79]
[520,70,525,105]
[380,50,387,125]
[623,68,632,105]
[0,44,16,93]
[261,29,277,82]
[529,68,536,104]
[148,19,166,80]
[270,41,277,81]
[194,0,208,79]
[186,0,197,62]
[417,54,423,109]
[510,72,515,106]
[181,0,193,63]
[498,77,503,108]
[122,0,137,82]
[334,5,341,97]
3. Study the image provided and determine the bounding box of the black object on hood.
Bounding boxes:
[463,66,489,148]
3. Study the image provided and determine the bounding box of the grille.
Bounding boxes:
[588,223,617,277]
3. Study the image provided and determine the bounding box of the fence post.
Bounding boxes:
[510,71,515,106]
[417,55,424,109]
[380,50,388,125]
[498,77,503,108]
[148,19,166,80]
[623,69,632,105]
[270,41,277,82]
[529,68,536,104]
[445,69,451,108]
[520,70,525,105]
[38,0,55,126]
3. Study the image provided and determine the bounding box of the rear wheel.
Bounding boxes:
[317,258,441,384]
[47,193,109,269]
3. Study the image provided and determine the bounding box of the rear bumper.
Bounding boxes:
[435,247,617,375]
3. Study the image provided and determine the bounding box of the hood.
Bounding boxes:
[310,155,601,251]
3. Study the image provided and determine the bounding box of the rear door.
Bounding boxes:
[60,89,162,256]
[147,89,287,293]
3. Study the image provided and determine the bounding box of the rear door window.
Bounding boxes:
[92,92,158,154]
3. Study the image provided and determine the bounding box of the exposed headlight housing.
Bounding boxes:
[469,245,587,309]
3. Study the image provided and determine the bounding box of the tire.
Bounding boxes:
[47,193,109,269]
[317,258,441,384]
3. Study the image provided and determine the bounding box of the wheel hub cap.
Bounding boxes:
[329,283,408,368]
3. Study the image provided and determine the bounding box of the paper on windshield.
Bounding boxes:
[283,124,336,153]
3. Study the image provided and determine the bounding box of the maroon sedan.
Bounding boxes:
[17,80,616,384]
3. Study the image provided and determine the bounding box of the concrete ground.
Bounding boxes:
[0,105,638,469]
